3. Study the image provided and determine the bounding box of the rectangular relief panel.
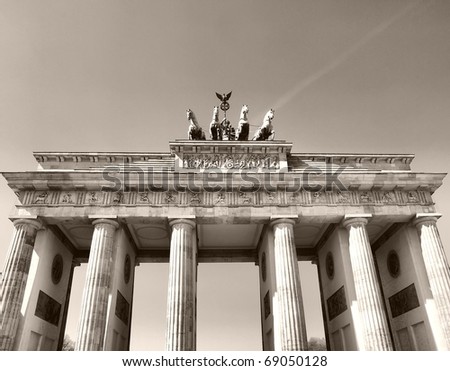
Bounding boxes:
[327,286,348,321]
[35,290,61,327]
[388,283,420,318]
[115,290,130,326]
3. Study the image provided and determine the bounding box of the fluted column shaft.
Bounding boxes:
[0,219,41,351]
[166,219,197,351]
[271,219,307,351]
[75,219,118,351]
[343,216,393,350]
[413,215,450,348]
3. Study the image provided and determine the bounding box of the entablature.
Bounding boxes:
[2,170,445,194]
[32,141,416,173]
[289,153,414,172]
[34,151,175,171]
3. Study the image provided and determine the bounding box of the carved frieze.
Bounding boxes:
[215,192,226,204]
[87,191,100,204]
[182,153,280,170]
[137,192,151,204]
[407,191,418,203]
[382,191,395,203]
[189,192,201,204]
[239,192,253,205]
[23,189,433,208]
[337,191,351,204]
[34,192,48,204]
[61,192,74,204]
[265,191,277,203]
[164,191,176,204]
[359,191,373,203]
[112,192,123,204]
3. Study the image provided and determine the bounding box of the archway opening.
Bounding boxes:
[130,263,169,350]
[197,262,261,350]
[298,261,326,350]
[63,264,86,349]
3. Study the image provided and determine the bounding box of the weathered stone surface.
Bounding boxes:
[75,219,118,351]
[413,214,450,349]
[271,218,308,351]
[0,219,41,351]
[165,219,197,351]
[0,140,447,352]
[343,216,393,350]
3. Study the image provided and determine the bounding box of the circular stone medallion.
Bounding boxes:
[387,250,400,278]
[325,252,334,280]
[124,254,131,284]
[261,253,267,282]
[51,254,64,285]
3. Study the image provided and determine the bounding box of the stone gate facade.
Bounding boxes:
[1,140,449,351]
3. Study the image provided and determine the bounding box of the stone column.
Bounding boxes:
[343,215,393,351]
[75,219,118,351]
[0,219,42,351]
[413,214,450,348]
[165,219,197,351]
[270,218,307,351]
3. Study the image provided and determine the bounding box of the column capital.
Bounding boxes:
[169,218,196,229]
[91,218,119,229]
[269,217,297,228]
[412,213,442,228]
[12,218,42,230]
[342,214,372,229]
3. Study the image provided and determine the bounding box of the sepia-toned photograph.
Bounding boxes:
[0,0,449,356]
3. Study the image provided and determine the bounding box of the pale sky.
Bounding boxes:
[1,0,449,350]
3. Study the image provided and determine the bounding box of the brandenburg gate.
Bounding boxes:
[1,106,450,351]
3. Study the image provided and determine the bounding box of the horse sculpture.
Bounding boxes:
[209,106,222,140]
[235,104,250,141]
[252,109,275,141]
[186,109,206,140]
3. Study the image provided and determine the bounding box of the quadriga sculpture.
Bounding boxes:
[235,104,250,141]
[252,109,275,141]
[186,109,206,140]
[209,106,222,140]
[221,118,235,141]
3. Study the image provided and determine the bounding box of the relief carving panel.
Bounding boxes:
[182,153,280,170]
[24,189,432,208]
[35,290,61,327]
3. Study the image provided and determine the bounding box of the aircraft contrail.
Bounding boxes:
[272,0,426,111]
